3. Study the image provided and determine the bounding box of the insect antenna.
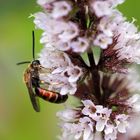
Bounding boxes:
[32,30,35,60]
[16,61,31,65]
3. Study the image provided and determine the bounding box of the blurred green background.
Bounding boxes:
[0,0,140,140]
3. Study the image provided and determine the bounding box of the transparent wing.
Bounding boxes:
[24,68,40,112]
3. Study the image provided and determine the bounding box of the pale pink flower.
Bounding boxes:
[92,1,112,17]
[115,114,129,133]
[70,37,89,53]
[94,33,113,49]
[57,99,131,140]
[39,47,85,95]
[60,83,77,95]
[104,123,115,135]
[104,127,117,140]
[58,22,79,43]
[79,117,95,140]
[51,1,72,19]
[82,100,96,116]
[92,106,112,132]
[56,108,81,122]
[34,12,49,31]
[82,100,112,132]
[37,0,53,6]
[65,66,83,83]
[108,0,125,7]
[127,94,140,112]
[55,40,70,51]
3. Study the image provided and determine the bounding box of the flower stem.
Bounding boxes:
[88,51,101,104]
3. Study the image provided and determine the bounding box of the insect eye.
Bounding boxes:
[32,60,40,66]
[32,62,38,68]
[32,61,37,65]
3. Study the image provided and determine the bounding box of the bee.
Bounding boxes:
[17,31,68,112]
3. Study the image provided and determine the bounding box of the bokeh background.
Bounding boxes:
[0,0,140,140]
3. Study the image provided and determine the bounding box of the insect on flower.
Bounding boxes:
[17,31,68,112]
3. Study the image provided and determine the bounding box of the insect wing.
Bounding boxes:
[24,69,40,112]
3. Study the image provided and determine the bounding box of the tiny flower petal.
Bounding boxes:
[51,1,72,19]
[58,22,79,42]
[115,114,129,133]
[96,119,106,132]
[70,37,89,53]
[105,124,114,135]
[94,33,113,49]
[92,1,112,17]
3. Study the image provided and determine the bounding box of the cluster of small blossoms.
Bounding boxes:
[34,0,140,74]
[34,0,127,53]
[33,0,140,140]
[39,45,87,95]
[57,102,126,140]
[57,72,140,140]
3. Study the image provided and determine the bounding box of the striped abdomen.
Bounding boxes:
[35,87,68,103]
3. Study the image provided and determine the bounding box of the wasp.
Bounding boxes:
[35,87,68,103]
[17,31,68,112]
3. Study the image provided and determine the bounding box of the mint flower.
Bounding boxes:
[57,71,140,140]
[32,0,140,140]
[39,47,86,95]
